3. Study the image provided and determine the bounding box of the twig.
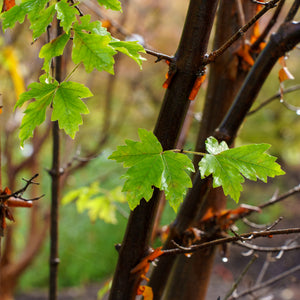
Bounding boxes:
[259,184,300,209]
[229,264,300,299]
[248,85,300,115]
[0,174,40,201]
[145,48,174,63]
[224,254,258,300]
[284,0,300,22]
[204,0,280,65]
[235,240,300,252]
[251,0,285,51]
[162,228,300,256]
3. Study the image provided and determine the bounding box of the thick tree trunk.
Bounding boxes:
[108,1,219,299]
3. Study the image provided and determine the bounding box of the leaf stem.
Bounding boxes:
[171,149,206,156]
[63,64,80,82]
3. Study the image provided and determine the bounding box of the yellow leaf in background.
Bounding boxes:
[3,46,26,99]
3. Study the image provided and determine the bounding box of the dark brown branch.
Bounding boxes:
[49,21,63,300]
[284,0,300,22]
[229,264,300,299]
[0,174,40,201]
[145,48,174,63]
[204,0,280,65]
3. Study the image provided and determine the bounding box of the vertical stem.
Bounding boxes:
[49,22,62,300]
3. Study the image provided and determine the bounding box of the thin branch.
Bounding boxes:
[144,48,174,63]
[224,254,258,300]
[229,264,300,299]
[259,183,300,209]
[248,85,300,115]
[235,240,300,252]
[204,0,280,65]
[285,0,300,22]
[251,0,285,51]
[163,228,300,256]
[0,174,40,201]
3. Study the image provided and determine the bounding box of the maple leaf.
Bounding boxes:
[109,39,146,69]
[109,129,194,211]
[14,76,92,145]
[55,0,79,33]
[72,15,117,74]
[97,0,122,11]
[199,137,285,202]
[39,33,70,74]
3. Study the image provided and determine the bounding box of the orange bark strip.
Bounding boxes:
[188,74,206,100]
[7,198,33,208]
[130,247,164,274]
[1,0,15,12]
[137,285,153,300]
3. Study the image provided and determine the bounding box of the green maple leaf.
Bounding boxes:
[15,77,92,145]
[55,0,79,33]
[1,0,49,31]
[199,137,285,202]
[109,129,195,211]
[30,4,56,40]
[51,81,92,138]
[39,33,70,73]
[15,77,58,146]
[110,40,146,69]
[72,15,116,73]
[97,0,122,11]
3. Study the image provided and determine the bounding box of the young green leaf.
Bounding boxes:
[97,0,122,11]
[110,40,146,69]
[15,79,58,146]
[109,129,195,211]
[72,15,116,73]
[51,81,92,138]
[55,0,79,33]
[30,4,55,39]
[199,137,285,202]
[39,33,70,73]
[15,78,92,145]
[62,182,126,224]
[2,0,49,31]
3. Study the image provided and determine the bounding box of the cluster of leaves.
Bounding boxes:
[62,182,126,224]
[109,129,285,212]
[1,0,145,146]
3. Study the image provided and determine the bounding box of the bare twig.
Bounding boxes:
[235,240,300,252]
[224,254,258,300]
[259,184,300,209]
[204,0,280,64]
[145,48,174,63]
[0,174,40,201]
[162,228,300,256]
[248,85,300,115]
[229,264,300,299]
